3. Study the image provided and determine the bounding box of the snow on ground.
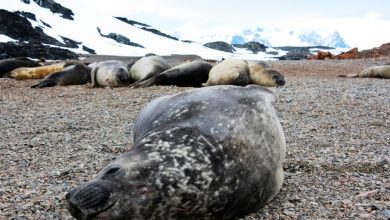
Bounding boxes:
[0,34,17,42]
[2,0,281,60]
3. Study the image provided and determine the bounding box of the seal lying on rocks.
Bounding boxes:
[202,59,250,86]
[31,64,91,88]
[66,85,286,220]
[129,55,171,83]
[338,65,390,79]
[130,60,212,88]
[91,60,131,87]
[0,57,41,78]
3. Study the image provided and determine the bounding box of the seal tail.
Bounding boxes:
[31,80,55,88]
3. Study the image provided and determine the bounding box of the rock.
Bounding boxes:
[232,41,267,54]
[203,41,236,53]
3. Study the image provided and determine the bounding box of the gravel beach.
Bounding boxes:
[1,57,389,219]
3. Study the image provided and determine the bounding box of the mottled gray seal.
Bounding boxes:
[31,64,91,88]
[0,57,41,78]
[9,62,67,80]
[248,61,286,87]
[202,59,250,86]
[130,60,212,88]
[91,60,132,87]
[66,85,286,220]
[338,65,390,79]
[129,55,171,83]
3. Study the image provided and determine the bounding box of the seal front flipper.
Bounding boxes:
[129,74,167,88]
[31,79,56,88]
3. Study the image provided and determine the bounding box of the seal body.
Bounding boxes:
[31,64,91,88]
[338,65,390,79]
[248,61,286,87]
[129,55,171,82]
[66,85,286,220]
[202,59,250,86]
[357,65,390,78]
[91,60,131,87]
[130,60,212,88]
[9,62,67,80]
[0,57,41,78]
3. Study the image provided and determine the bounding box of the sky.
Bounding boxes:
[60,1,389,49]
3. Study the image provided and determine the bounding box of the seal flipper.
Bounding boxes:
[129,74,167,88]
[31,79,56,88]
[232,72,250,86]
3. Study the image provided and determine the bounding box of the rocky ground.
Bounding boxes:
[0,57,389,219]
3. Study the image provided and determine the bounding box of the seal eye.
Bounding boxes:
[105,167,120,176]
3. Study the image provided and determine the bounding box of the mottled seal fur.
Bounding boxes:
[202,59,250,86]
[130,60,212,88]
[91,60,131,87]
[31,64,92,88]
[66,85,286,220]
[0,57,41,78]
[129,55,171,83]
[338,65,390,79]
[248,61,286,87]
[9,62,68,80]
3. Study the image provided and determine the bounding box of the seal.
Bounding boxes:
[130,60,212,88]
[9,62,70,80]
[0,57,41,78]
[31,64,92,88]
[91,60,132,87]
[248,61,286,87]
[129,55,171,83]
[202,59,250,86]
[66,85,286,220]
[338,65,390,79]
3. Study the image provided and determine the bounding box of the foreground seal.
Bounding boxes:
[31,64,92,88]
[202,59,250,86]
[66,85,286,220]
[91,60,131,87]
[129,55,171,83]
[338,65,390,79]
[130,60,212,88]
[0,57,41,78]
[248,61,286,87]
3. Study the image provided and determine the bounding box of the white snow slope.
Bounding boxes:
[1,1,283,60]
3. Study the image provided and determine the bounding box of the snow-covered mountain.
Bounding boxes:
[184,27,350,48]
[0,0,281,60]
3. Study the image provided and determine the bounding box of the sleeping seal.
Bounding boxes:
[338,65,390,79]
[0,57,41,78]
[202,59,250,86]
[129,55,171,83]
[9,62,69,80]
[31,64,91,88]
[91,60,132,87]
[130,60,212,88]
[66,85,286,220]
[248,61,286,87]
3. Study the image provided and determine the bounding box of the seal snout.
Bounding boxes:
[273,75,285,86]
[66,182,112,219]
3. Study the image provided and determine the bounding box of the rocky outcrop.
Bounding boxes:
[97,27,144,48]
[15,11,36,21]
[0,9,63,46]
[114,17,150,27]
[233,41,267,54]
[115,16,179,41]
[22,0,74,20]
[203,41,236,53]
[0,41,79,60]
[82,46,96,54]
[356,42,390,58]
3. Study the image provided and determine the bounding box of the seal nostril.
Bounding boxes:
[105,167,120,175]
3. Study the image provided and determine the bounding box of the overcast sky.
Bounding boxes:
[81,0,390,49]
